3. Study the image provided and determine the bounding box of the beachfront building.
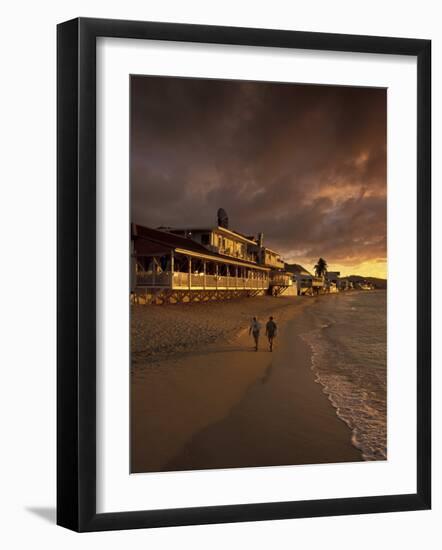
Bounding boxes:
[168,225,259,263]
[325,271,341,293]
[285,264,325,295]
[337,278,350,291]
[131,223,294,304]
[255,238,293,295]
[358,281,375,290]
[165,224,293,297]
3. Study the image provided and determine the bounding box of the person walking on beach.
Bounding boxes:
[249,316,261,351]
[265,316,277,352]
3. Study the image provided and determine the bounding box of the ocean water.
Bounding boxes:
[301,291,387,460]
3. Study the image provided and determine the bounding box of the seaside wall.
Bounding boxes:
[282,286,297,296]
[131,288,270,305]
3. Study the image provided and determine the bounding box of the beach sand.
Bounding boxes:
[130,295,363,473]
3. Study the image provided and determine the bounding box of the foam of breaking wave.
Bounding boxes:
[300,298,387,461]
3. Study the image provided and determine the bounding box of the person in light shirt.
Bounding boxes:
[249,317,261,351]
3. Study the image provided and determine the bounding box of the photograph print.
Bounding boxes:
[130,75,387,474]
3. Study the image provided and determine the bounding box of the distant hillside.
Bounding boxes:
[342,275,387,289]
[284,264,387,289]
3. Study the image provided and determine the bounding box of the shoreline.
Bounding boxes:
[299,290,387,461]
[131,292,366,473]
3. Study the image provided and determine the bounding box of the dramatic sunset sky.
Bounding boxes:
[131,76,387,278]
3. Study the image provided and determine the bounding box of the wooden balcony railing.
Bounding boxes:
[136,271,269,290]
[136,271,171,287]
[269,274,293,287]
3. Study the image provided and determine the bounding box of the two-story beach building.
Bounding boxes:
[325,271,341,293]
[131,220,292,304]
[285,264,325,295]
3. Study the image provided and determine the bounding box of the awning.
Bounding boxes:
[174,247,270,271]
[133,239,173,257]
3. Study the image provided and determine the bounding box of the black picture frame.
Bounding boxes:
[57,17,431,532]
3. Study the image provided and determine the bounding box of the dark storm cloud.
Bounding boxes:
[131,76,386,268]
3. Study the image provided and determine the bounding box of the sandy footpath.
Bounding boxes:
[130,295,363,473]
[131,295,305,363]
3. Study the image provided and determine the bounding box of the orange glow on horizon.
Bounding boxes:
[304,259,387,280]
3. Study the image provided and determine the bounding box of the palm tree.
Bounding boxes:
[314,257,328,278]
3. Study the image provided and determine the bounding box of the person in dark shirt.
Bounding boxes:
[265,316,277,352]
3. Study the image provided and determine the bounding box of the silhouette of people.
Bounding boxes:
[249,316,261,351]
[266,316,277,352]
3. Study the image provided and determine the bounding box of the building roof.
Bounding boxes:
[216,226,258,244]
[132,224,270,270]
[169,225,258,245]
[133,239,173,257]
[134,224,208,254]
[263,247,283,257]
[284,263,313,277]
